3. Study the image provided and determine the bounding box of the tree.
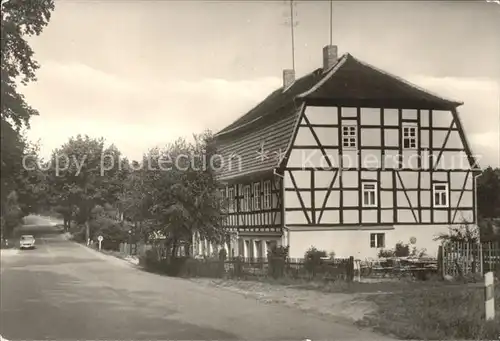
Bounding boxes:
[1,0,55,235]
[0,129,47,238]
[1,191,22,240]
[477,167,500,219]
[119,160,153,242]
[1,0,55,127]
[45,135,127,242]
[143,131,226,256]
[14,139,48,216]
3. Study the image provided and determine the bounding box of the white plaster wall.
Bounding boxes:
[384,109,399,126]
[288,229,392,259]
[432,110,453,127]
[288,224,455,260]
[305,106,338,125]
[402,109,418,120]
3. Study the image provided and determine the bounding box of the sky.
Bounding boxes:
[21,0,500,167]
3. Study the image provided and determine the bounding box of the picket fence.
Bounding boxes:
[441,241,500,277]
[119,242,151,257]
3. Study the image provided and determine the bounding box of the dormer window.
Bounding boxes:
[403,125,417,149]
[342,125,357,148]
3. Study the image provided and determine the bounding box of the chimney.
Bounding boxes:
[322,45,338,72]
[282,69,295,89]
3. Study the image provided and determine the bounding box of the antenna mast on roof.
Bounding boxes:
[283,0,299,71]
[329,0,333,45]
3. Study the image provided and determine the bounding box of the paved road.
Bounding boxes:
[1,223,390,340]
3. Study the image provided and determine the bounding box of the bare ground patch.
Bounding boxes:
[188,278,377,323]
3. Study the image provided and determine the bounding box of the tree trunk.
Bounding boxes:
[85,221,90,245]
[171,239,178,257]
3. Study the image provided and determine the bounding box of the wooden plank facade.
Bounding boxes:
[194,45,480,260]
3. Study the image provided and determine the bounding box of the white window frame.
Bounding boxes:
[219,188,226,207]
[263,180,272,209]
[253,182,261,211]
[370,233,385,248]
[433,183,449,208]
[362,181,378,207]
[402,125,417,149]
[342,125,357,149]
[228,186,235,212]
[243,185,251,212]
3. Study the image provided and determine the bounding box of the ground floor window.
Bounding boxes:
[370,233,385,248]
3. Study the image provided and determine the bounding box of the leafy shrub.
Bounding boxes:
[165,256,190,276]
[90,216,129,251]
[378,249,394,258]
[218,248,227,261]
[394,242,410,257]
[181,258,224,278]
[139,249,162,271]
[378,241,426,258]
[304,247,327,276]
[71,225,86,242]
[2,192,23,237]
[267,244,289,278]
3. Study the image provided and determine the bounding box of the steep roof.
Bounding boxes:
[299,54,463,109]
[214,52,465,181]
[216,68,325,136]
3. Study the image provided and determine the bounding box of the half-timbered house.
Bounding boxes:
[193,45,480,260]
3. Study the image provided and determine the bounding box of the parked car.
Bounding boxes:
[20,235,36,249]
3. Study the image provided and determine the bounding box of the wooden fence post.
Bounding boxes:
[347,256,354,282]
[485,271,495,320]
[437,245,444,279]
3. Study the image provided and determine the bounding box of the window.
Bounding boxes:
[370,233,385,248]
[263,181,272,209]
[219,188,226,206]
[342,125,357,148]
[362,181,377,207]
[242,185,251,212]
[228,186,235,212]
[433,183,449,207]
[253,182,261,210]
[403,126,417,149]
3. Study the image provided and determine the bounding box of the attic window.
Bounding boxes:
[342,125,357,148]
[403,125,417,149]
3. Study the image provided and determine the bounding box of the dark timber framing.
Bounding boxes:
[357,107,362,225]
[220,105,476,230]
[317,169,339,223]
[429,110,434,224]
[221,176,282,232]
[282,105,475,228]
[452,170,472,223]
[337,106,344,224]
